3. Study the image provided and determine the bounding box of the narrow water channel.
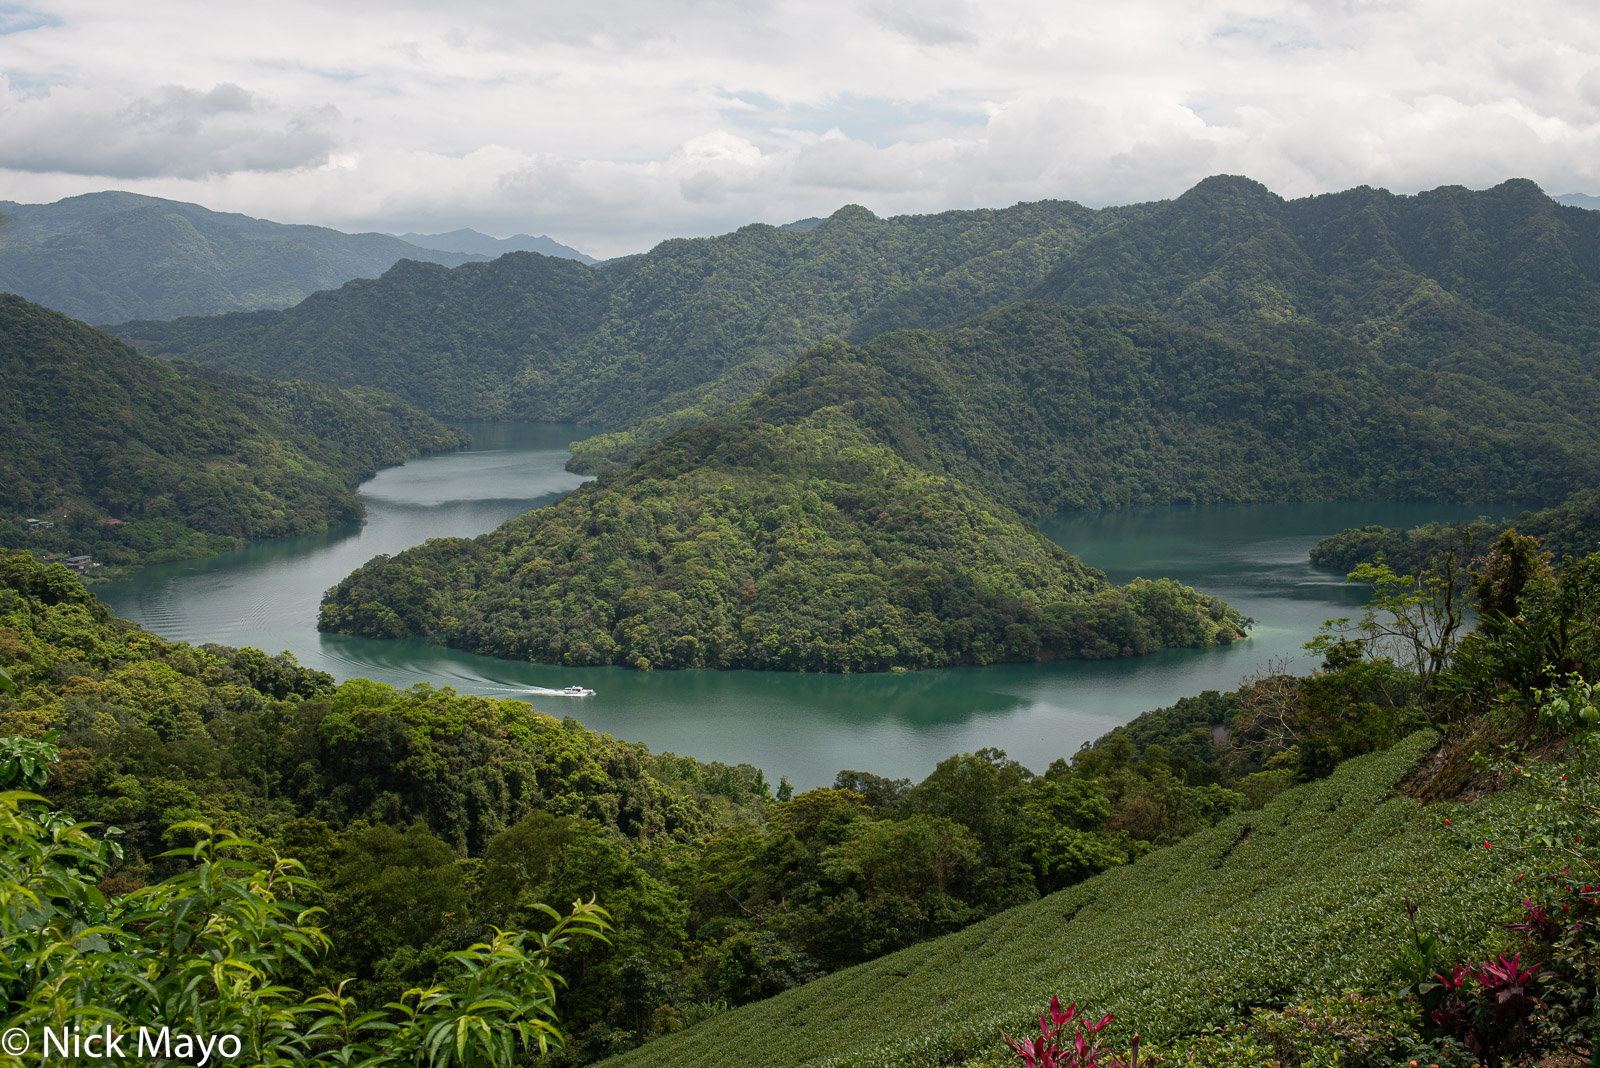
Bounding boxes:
[100,423,1513,788]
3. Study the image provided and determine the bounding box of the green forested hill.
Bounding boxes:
[316,298,1600,672]
[0,191,484,324]
[114,199,1109,461]
[318,395,1244,671]
[111,177,1600,478]
[1309,486,1600,576]
[0,294,467,568]
[118,252,613,420]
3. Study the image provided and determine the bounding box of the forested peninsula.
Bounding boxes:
[322,284,1599,672]
[0,294,467,571]
[1310,486,1600,576]
[317,383,1246,671]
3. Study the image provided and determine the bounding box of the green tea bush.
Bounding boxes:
[602,734,1518,1068]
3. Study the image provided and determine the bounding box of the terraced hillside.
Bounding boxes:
[600,734,1515,1068]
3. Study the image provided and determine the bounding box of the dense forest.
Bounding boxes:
[0,295,467,571]
[11,497,1600,1065]
[0,191,483,324]
[318,293,1600,672]
[1311,486,1600,576]
[1,550,1259,1062]
[114,177,1600,484]
[318,328,1252,671]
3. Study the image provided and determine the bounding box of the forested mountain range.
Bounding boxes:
[396,227,597,263]
[115,198,1108,465]
[0,294,467,569]
[0,191,485,324]
[113,176,1600,478]
[320,287,1600,673]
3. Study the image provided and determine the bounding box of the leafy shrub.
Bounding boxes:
[0,738,610,1066]
[605,735,1519,1068]
[1001,998,1142,1068]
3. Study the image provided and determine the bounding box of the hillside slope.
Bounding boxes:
[0,294,466,569]
[112,177,1600,477]
[599,733,1513,1068]
[114,200,1108,444]
[756,303,1600,515]
[317,298,1600,671]
[0,191,483,324]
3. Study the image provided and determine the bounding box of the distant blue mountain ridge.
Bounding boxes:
[0,191,494,325]
[395,228,596,264]
[1556,193,1600,210]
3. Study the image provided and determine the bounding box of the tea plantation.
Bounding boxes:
[601,733,1517,1068]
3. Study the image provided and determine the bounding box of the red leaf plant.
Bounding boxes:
[1423,954,1546,1068]
[1002,997,1143,1068]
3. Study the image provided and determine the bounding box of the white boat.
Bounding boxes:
[560,685,596,696]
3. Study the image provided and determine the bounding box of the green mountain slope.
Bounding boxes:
[599,733,1512,1068]
[0,294,467,569]
[111,177,1600,479]
[317,297,1600,671]
[1038,175,1600,359]
[318,393,1244,671]
[757,303,1600,515]
[113,200,1107,455]
[0,191,484,324]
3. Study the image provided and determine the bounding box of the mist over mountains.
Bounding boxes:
[395,228,597,264]
[0,192,496,325]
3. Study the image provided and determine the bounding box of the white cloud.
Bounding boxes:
[1,0,1599,256]
[0,78,338,178]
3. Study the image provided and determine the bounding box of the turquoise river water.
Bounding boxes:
[100,422,1514,789]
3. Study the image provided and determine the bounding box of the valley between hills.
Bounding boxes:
[4,175,1600,1067]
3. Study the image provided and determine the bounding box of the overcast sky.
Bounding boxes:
[3,0,1599,257]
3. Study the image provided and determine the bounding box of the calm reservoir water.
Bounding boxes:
[101,423,1513,789]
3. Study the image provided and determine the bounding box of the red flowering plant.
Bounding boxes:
[1002,997,1145,1068]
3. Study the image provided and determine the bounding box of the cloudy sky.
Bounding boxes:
[2,0,1599,257]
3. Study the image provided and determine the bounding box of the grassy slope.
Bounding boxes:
[603,733,1515,1068]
